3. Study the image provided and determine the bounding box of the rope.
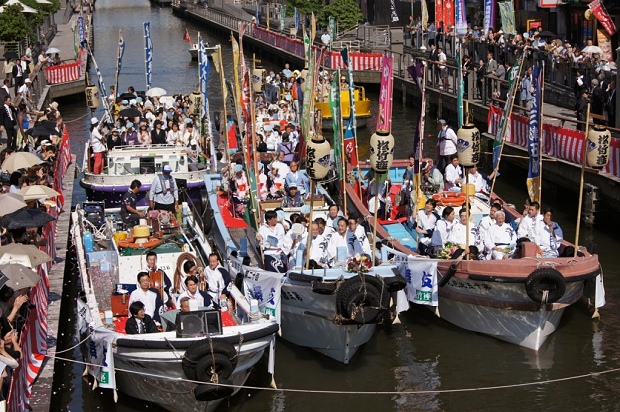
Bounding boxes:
[53,325,100,354]
[63,112,90,123]
[48,353,620,395]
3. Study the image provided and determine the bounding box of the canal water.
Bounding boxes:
[49,0,620,410]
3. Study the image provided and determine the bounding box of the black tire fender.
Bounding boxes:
[525,268,566,303]
[195,352,234,382]
[182,339,238,381]
[383,274,407,292]
[193,379,234,401]
[336,276,387,324]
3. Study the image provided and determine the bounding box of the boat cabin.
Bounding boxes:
[105,145,191,176]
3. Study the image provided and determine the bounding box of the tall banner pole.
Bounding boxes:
[574,104,591,257]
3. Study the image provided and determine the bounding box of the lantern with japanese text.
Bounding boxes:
[369,130,394,173]
[587,125,610,169]
[457,123,481,167]
[85,85,99,110]
[188,91,203,116]
[252,68,266,93]
[305,132,331,180]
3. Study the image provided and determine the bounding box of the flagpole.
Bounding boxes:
[114,29,121,104]
[249,75,264,260]
[413,63,427,228]
[538,61,545,205]
[338,68,348,216]
[574,103,591,257]
[489,55,525,198]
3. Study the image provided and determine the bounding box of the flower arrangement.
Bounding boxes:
[437,243,460,260]
[346,254,372,273]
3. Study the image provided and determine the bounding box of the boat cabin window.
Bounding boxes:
[140,157,156,174]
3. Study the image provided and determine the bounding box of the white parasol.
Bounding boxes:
[17,185,61,201]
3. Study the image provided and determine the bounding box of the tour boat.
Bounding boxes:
[72,200,278,412]
[204,173,407,364]
[346,159,603,350]
[314,85,371,129]
[188,43,216,60]
[80,144,209,208]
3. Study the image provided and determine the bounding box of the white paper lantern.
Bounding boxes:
[306,132,331,180]
[369,130,394,173]
[85,85,99,109]
[587,125,611,169]
[252,68,266,93]
[188,91,203,115]
[457,123,481,167]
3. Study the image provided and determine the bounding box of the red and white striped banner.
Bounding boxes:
[328,52,383,71]
[7,129,72,409]
[487,105,620,178]
[45,61,81,84]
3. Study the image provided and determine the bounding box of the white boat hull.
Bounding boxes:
[432,277,585,350]
[280,281,376,364]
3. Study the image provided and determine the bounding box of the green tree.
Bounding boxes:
[22,0,61,31]
[285,0,324,17]
[318,0,362,32]
[0,4,30,42]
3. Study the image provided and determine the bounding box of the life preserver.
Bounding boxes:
[182,339,238,382]
[524,268,566,304]
[117,237,161,249]
[336,275,389,324]
[193,379,235,402]
[432,191,468,207]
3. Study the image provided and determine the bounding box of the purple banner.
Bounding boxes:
[376,54,393,132]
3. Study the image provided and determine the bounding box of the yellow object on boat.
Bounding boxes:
[132,225,151,238]
[113,231,128,244]
[315,86,371,121]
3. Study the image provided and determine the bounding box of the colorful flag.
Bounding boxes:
[211,46,221,74]
[444,0,454,28]
[183,28,191,43]
[328,16,336,48]
[255,3,259,23]
[144,22,153,91]
[342,48,358,166]
[390,0,399,22]
[78,16,85,48]
[376,53,393,132]
[301,31,313,140]
[116,33,125,78]
[589,0,616,36]
[498,1,516,35]
[483,0,493,38]
[436,0,444,33]
[330,72,343,177]
[526,63,542,203]
[231,34,242,120]
[492,54,523,170]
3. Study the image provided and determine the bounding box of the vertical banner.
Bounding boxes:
[117,35,125,76]
[280,5,286,34]
[589,0,617,36]
[408,63,425,191]
[436,0,444,33]
[231,35,242,121]
[390,0,400,22]
[329,72,342,177]
[444,0,454,29]
[301,31,313,140]
[483,0,492,37]
[498,1,516,35]
[328,16,336,49]
[294,8,299,34]
[144,22,153,91]
[455,0,467,36]
[376,54,393,132]
[341,48,358,167]
[492,54,523,169]
[421,0,428,28]
[596,29,613,62]
[198,34,209,117]
[78,15,85,48]
[526,64,542,203]
[456,45,463,128]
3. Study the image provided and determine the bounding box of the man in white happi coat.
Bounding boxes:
[448,208,482,250]
[444,155,463,191]
[326,217,365,266]
[517,201,544,240]
[484,211,517,260]
[176,275,212,309]
[204,253,231,302]
[430,206,456,249]
[292,222,326,267]
[256,210,293,272]
[534,208,563,258]
[477,203,502,241]
[347,214,371,256]
[467,164,489,194]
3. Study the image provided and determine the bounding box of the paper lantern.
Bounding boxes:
[457,123,481,167]
[252,68,266,93]
[369,130,394,173]
[85,85,99,109]
[587,125,611,169]
[188,91,203,116]
[306,132,331,180]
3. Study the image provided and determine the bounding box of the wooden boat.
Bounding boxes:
[346,159,603,350]
[72,200,278,412]
[80,144,209,209]
[205,173,407,364]
[314,85,371,129]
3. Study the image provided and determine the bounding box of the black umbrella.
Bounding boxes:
[3,51,18,60]
[537,30,556,38]
[0,209,55,230]
[27,122,57,137]
[118,93,137,101]
[119,108,141,119]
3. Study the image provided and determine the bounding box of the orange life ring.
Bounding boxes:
[432,191,468,207]
[117,237,161,249]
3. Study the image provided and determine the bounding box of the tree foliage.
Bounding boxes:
[22,0,61,32]
[318,0,362,31]
[285,0,324,17]
[0,4,30,42]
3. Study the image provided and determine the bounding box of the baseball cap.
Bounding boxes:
[163,165,173,173]
[438,119,447,125]
[90,117,98,125]
[190,139,197,146]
